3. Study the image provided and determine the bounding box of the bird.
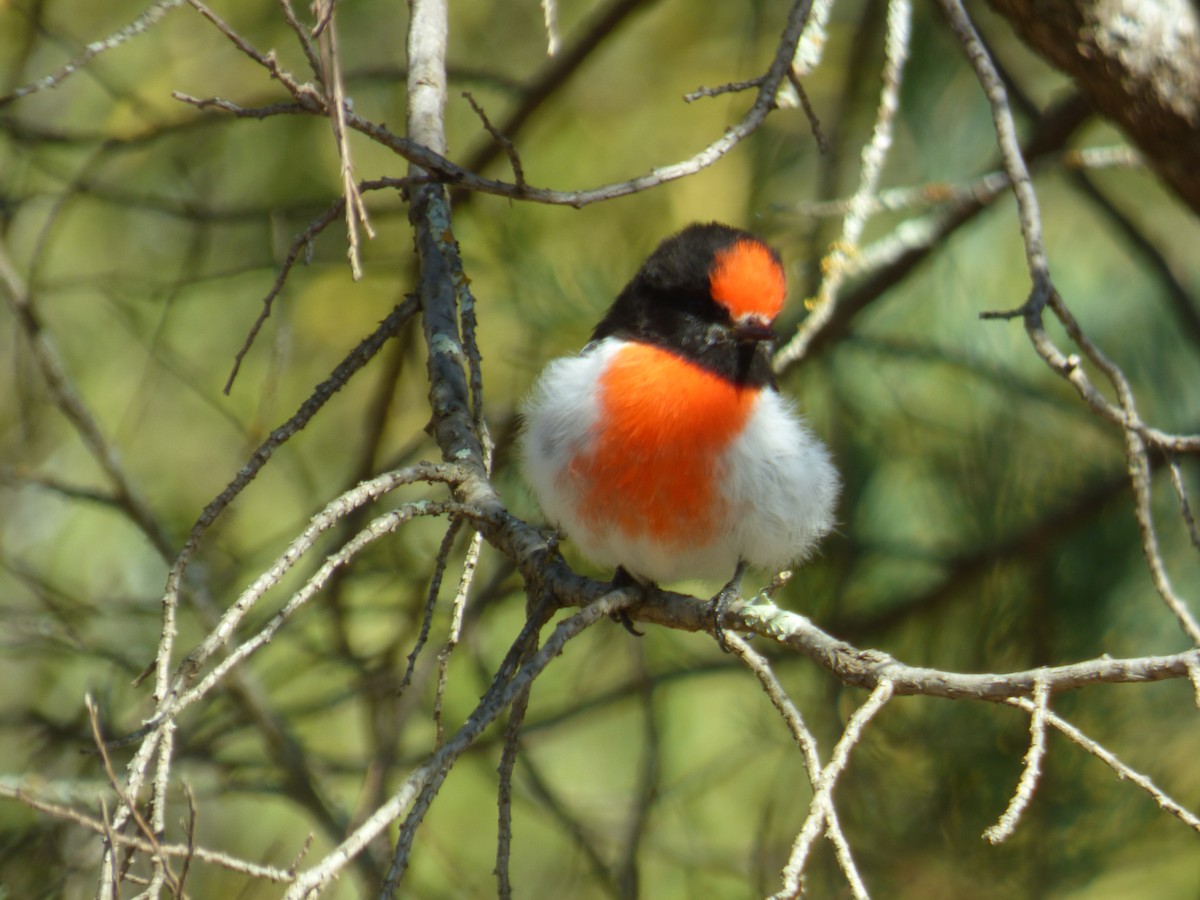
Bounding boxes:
[518,222,839,642]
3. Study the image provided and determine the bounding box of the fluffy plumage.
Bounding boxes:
[519,222,839,587]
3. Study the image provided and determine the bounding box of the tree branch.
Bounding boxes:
[986,0,1200,215]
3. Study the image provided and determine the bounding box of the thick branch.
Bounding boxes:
[986,0,1200,215]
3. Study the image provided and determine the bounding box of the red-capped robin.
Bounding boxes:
[519,222,839,641]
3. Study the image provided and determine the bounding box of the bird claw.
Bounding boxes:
[612,609,644,637]
[709,591,733,653]
[608,566,645,637]
[710,561,748,653]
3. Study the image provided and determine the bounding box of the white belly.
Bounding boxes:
[519,339,839,584]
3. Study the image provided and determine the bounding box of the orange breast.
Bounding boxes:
[566,342,757,547]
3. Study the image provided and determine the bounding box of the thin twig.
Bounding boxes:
[358,593,632,900]
[87,697,181,895]
[0,0,187,106]
[154,296,419,691]
[277,0,326,87]
[1168,457,1200,553]
[462,91,526,190]
[430,528,472,748]
[402,518,463,700]
[149,720,177,889]
[935,0,1051,316]
[790,146,1140,220]
[774,0,911,372]
[787,70,828,152]
[175,497,476,714]
[984,676,1050,843]
[172,92,311,117]
[178,782,199,896]
[495,662,535,900]
[1188,659,1200,711]
[184,0,321,105]
[386,597,555,895]
[185,0,814,211]
[683,76,765,102]
[775,91,1092,371]
[222,199,346,394]
[1123,421,1200,643]
[1006,696,1200,832]
[772,679,894,899]
[542,0,561,55]
[451,0,658,204]
[2,783,297,881]
[726,635,867,898]
[96,729,163,890]
[313,0,375,279]
[311,0,335,38]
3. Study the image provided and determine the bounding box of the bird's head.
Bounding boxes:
[592,222,786,387]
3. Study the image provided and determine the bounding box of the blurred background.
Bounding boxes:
[2,0,1199,896]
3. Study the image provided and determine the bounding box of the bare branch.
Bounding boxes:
[1,782,297,881]
[6,1,1200,894]
[0,0,187,106]
[183,0,321,105]
[986,0,1200,215]
[180,0,816,210]
[936,0,1052,316]
[221,197,347,394]
[683,77,765,102]
[462,91,527,191]
[277,0,326,87]
[454,0,659,189]
[775,0,911,372]
[1124,422,1200,643]
[495,660,534,900]
[790,145,1142,221]
[404,518,464,702]
[983,676,1050,843]
[1006,696,1200,833]
[1174,457,1200,553]
[156,296,419,688]
[294,592,635,900]
[312,1,375,279]
[727,635,868,899]
[772,679,894,899]
[87,696,180,895]
[775,91,1092,369]
[171,92,311,117]
[542,0,561,56]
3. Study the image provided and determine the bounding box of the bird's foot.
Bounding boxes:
[709,561,748,653]
[609,566,645,637]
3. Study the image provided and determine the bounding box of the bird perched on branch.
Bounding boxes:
[519,222,839,642]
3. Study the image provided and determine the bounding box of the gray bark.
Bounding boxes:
[987,0,1200,214]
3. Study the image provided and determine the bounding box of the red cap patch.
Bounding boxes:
[709,239,786,323]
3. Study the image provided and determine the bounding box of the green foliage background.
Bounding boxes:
[1,0,1199,897]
